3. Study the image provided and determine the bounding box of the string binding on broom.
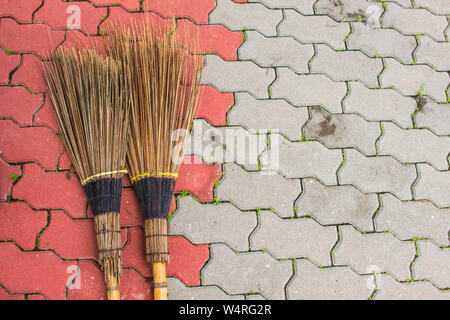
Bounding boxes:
[81,169,128,185]
[129,172,178,183]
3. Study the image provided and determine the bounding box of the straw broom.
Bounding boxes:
[102,21,203,300]
[42,47,129,300]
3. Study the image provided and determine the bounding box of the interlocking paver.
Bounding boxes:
[414,97,450,135]
[216,163,301,218]
[297,178,378,231]
[239,31,313,73]
[250,0,315,14]
[170,196,257,251]
[196,86,234,127]
[0,157,20,201]
[202,55,275,99]
[251,211,337,265]
[380,58,449,103]
[303,106,380,155]
[271,68,347,113]
[278,10,350,50]
[287,259,374,300]
[202,243,292,299]
[11,54,47,92]
[413,241,450,288]
[209,0,282,36]
[90,0,140,11]
[338,149,416,200]
[310,44,383,88]
[315,0,383,24]
[334,225,416,281]
[414,164,450,207]
[415,36,450,71]
[347,23,416,64]
[0,87,43,127]
[168,278,244,300]
[383,3,447,41]
[143,0,215,24]
[261,134,343,184]
[414,0,450,15]
[0,0,42,23]
[376,194,450,246]
[228,92,309,141]
[0,49,20,85]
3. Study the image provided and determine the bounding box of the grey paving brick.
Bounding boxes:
[287,260,374,300]
[170,196,257,251]
[228,92,309,141]
[415,36,450,71]
[387,0,413,8]
[382,3,447,41]
[249,0,315,14]
[297,178,379,232]
[347,23,416,64]
[303,106,380,155]
[338,149,416,200]
[202,243,292,300]
[378,122,450,170]
[271,68,347,113]
[315,0,383,25]
[310,44,383,88]
[201,55,275,99]
[334,225,416,280]
[186,119,266,171]
[414,164,450,207]
[374,274,450,300]
[261,134,343,184]
[414,97,450,135]
[167,278,244,300]
[245,294,266,300]
[209,0,283,36]
[414,0,450,15]
[380,58,449,102]
[375,194,450,246]
[239,31,313,73]
[251,211,337,265]
[344,82,416,128]
[215,163,301,218]
[413,241,450,288]
[278,10,350,50]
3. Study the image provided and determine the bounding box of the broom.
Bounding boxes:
[102,21,203,300]
[42,46,129,300]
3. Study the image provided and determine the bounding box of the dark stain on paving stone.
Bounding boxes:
[318,114,336,137]
[65,173,71,180]
[307,107,339,138]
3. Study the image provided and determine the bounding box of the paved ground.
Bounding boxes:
[0,0,449,300]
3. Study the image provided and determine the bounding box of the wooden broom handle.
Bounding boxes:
[153,262,168,300]
[106,275,120,300]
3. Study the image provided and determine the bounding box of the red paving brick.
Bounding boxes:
[196,85,234,126]
[104,6,175,31]
[0,0,41,23]
[0,286,24,300]
[0,49,20,85]
[91,0,141,11]
[0,86,43,127]
[33,95,59,132]
[0,157,20,201]
[34,0,107,34]
[11,54,47,92]
[143,0,215,24]
[0,201,47,250]
[0,120,63,170]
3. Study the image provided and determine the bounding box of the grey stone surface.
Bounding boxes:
[245,293,266,300]
[278,10,350,50]
[344,82,416,128]
[271,68,347,113]
[303,106,380,155]
[347,22,416,64]
[170,196,257,251]
[334,225,416,281]
[202,244,293,300]
[228,92,309,141]
[202,55,275,99]
[414,241,450,288]
[383,3,448,40]
[251,211,337,265]
[287,260,374,300]
[374,275,450,300]
[380,58,449,102]
[239,31,313,73]
[216,163,301,218]
[297,178,379,232]
[186,119,266,170]
[249,0,315,14]
[310,44,383,88]
[414,164,450,207]
[376,194,450,246]
[338,149,416,200]
[378,122,450,170]
[414,97,450,135]
[414,0,450,14]
[209,0,283,36]
[315,0,383,25]
[415,36,450,71]
[167,278,244,300]
[261,134,343,184]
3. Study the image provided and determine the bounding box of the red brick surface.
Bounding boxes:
[0,157,20,201]
[143,0,215,24]
[0,0,42,23]
[12,54,47,92]
[0,49,20,85]
[0,87,43,127]
[196,85,234,126]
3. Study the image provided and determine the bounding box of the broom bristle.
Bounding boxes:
[102,20,203,263]
[42,47,129,286]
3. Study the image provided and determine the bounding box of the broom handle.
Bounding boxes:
[153,262,168,300]
[106,274,120,300]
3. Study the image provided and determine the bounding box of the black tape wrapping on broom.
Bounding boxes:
[83,178,123,216]
[132,176,176,219]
